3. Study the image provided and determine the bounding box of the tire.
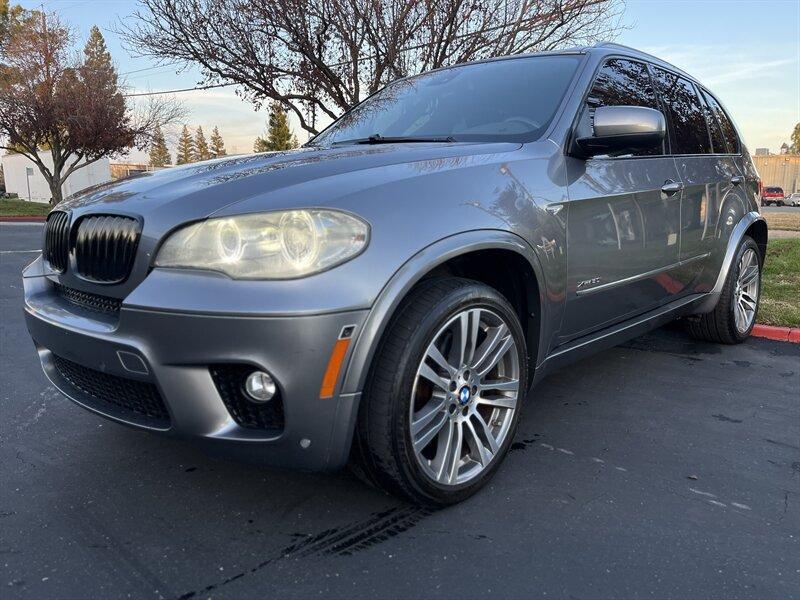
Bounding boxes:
[687,236,762,344]
[351,277,528,506]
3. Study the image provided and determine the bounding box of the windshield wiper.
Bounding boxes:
[333,134,456,145]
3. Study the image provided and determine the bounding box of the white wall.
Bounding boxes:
[1,153,111,203]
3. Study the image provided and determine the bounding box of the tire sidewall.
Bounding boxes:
[389,283,528,505]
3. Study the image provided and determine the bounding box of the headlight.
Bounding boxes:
[154,209,369,279]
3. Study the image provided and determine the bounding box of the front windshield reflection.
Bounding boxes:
[312,55,581,146]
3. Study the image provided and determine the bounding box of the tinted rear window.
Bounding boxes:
[312,55,582,145]
[699,88,740,153]
[697,89,727,153]
[652,67,711,155]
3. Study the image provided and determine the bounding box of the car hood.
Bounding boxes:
[57,142,521,227]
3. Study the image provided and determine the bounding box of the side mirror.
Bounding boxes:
[574,106,666,158]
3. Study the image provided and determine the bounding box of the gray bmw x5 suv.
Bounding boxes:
[24,43,767,505]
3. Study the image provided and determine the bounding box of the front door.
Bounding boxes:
[562,58,682,340]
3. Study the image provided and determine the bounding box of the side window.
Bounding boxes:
[697,89,727,153]
[586,58,663,156]
[651,67,711,155]
[700,89,740,154]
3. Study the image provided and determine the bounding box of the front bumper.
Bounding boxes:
[23,269,368,471]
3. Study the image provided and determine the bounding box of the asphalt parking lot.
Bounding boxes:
[2,222,799,599]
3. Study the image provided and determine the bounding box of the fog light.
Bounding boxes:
[244,370,276,403]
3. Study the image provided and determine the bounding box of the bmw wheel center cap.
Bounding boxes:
[458,386,471,406]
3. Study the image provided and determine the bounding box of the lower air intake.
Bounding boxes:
[52,353,170,428]
[210,365,285,432]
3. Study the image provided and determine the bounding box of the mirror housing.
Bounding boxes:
[573,106,666,158]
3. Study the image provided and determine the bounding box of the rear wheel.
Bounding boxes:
[352,277,527,506]
[687,236,761,344]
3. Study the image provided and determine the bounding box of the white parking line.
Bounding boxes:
[0,249,40,254]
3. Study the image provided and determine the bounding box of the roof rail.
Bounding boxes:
[591,42,695,81]
[594,42,664,62]
[594,42,639,51]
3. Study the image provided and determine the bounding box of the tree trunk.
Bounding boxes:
[47,173,63,205]
[26,156,65,206]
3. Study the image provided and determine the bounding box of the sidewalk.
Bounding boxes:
[770,229,799,239]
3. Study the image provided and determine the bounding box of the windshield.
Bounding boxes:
[311,55,581,146]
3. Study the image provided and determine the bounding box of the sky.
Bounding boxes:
[17,0,800,162]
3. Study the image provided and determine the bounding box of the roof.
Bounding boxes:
[587,42,696,82]
[376,42,700,93]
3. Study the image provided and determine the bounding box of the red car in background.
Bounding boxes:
[761,186,785,206]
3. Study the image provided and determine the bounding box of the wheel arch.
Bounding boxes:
[423,249,541,378]
[745,218,768,263]
[340,230,548,397]
[694,211,767,315]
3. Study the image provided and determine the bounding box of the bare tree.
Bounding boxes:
[122,0,625,135]
[0,9,183,204]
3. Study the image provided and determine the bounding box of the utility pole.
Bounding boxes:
[25,167,33,201]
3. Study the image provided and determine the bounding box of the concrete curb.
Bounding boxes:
[752,324,800,343]
[0,216,46,222]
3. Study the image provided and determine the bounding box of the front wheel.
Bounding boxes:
[687,236,762,344]
[352,277,528,506]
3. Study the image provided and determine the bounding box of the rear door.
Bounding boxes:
[562,58,683,340]
[651,67,748,294]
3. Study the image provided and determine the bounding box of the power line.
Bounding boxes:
[120,62,182,76]
[124,66,182,80]
[124,82,233,98]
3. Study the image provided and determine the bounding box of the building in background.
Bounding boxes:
[754,148,770,156]
[1,152,111,203]
[779,143,790,155]
[753,154,800,194]
[110,162,167,180]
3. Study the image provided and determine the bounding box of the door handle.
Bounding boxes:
[731,175,743,186]
[661,180,683,196]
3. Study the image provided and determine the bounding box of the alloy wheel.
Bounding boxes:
[734,248,760,334]
[409,308,520,486]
